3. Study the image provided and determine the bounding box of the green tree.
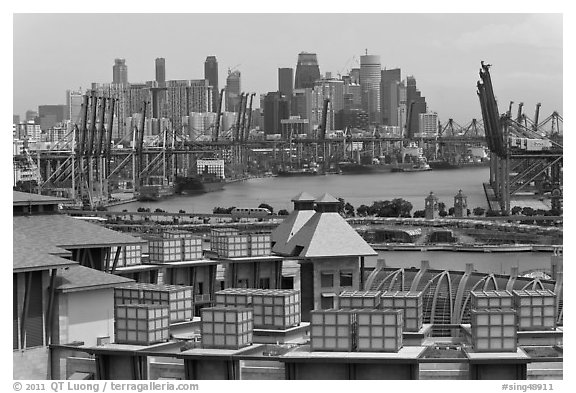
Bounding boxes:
[473,207,485,216]
[258,203,274,214]
[521,207,535,216]
[357,205,370,217]
[448,207,455,216]
[511,206,522,215]
[438,202,447,213]
[278,209,289,216]
[439,210,448,217]
[344,202,355,217]
[413,210,426,218]
[486,209,501,217]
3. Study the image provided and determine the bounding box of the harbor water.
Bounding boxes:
[109,167,491,214]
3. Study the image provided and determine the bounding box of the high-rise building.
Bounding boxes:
[349,68,360,84]
[13,115,20,125]
[155,58,166,86]
[406,76,427,138]
[312,78,344,131]
[66,89,84,123]
[263,92,290,135]
[38,105,67,131]
[113,58,128,84]
[225,71,241,112]
[343,76,362,111]
[294,52,321,89]
[381,68,402,125]
[25,110,38,122]
[278,68,294,101]
[418,112,439,137]
[360,54,381,125]
[204,56,219,112]
[291,88,313,122]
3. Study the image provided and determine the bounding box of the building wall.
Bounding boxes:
[57,288,115,347]
[312,257,360,310]
[13,347,50,380]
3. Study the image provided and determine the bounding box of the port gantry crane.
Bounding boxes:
[477,61,563,215]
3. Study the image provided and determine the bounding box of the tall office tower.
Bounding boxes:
[263,92,290,135]
[25,110,38,122]
[343,76,362,111]
[312,77,344,131]
[13,115,20,125]
[349,68,360,84]
[292,88,313,121]
[127,83,152,116]
[360,54,381,125]
[113,58,128,84]
[278,68,294,100]
[204,56,219,112]
[225,70,241,112]
[419,112,438,137]
[155,58,166,86]
[381,68,402,125]
[294,52,321,89]
[406,76,427,138]
[188,79,213,113]
[66,89,83,123]
[38,105,67,131]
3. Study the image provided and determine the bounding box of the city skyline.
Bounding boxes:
[13,13,562,124]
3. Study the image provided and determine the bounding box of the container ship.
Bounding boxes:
[136,184,175,201]
[174,175,225,194]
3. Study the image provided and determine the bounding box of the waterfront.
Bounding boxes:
[109,167,490,214]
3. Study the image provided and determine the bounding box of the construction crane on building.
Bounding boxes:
[228,64,241,75]
[336,56,359,79]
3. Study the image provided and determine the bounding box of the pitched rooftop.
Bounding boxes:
[14,214,144,249]
[272,192,317,255]
[13,232,76,273]
[56,265,134,293]
[275,193,377,258]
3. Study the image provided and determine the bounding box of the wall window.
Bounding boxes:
[321,295,334,310]
[340,271,353,287]
[320,272,334,288]
[259,278,270,289]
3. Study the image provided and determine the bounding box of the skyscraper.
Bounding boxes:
[155,58,166,86]
[225,70,241,112]
[312,77,344,131]
[113,58,128,84]
[406,76,427,138]
[360,54,381,125]
[278,68,294,100]
[204,56,219,112]
[294,52,321,89]
[381,68,401,125]
[263,92,290,135]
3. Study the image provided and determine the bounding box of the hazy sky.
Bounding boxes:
[13,13,562,124]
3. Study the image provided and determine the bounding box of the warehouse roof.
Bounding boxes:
[13,191,70,205]
[13,232,76,273]
[13,214,144,249]
[56,265,134,293]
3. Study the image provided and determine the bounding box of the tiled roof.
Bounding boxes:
[315,193,340,204]
[56,265,134,293]
[271,210,316,255]
[13,232,76,273]
[13,191,70,205]
[291,192,316,202]
[13,215,144,249]
[279,211,377,258]
[13,230,72,257]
